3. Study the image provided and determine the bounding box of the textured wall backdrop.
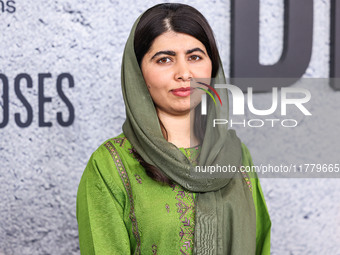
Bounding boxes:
[1,0,339,254]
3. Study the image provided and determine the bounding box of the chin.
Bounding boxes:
[171,104,198,115]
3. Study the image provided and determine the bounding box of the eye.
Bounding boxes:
[157,57,172,64]
[189,55,202,61]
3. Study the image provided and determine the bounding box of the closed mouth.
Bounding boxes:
[171,87,194,92]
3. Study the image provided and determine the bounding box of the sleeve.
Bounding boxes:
[241,143,272,255]
[76,151,131,255]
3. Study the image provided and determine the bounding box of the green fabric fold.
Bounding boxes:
[121,14,256,254]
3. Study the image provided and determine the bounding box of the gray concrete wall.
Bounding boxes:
[0,0,339,254]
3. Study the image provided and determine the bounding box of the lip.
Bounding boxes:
[171,87,194,97]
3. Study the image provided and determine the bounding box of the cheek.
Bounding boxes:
[195,61,213,78]
[204,66,212,77]
[205,62,213,76]
[141,63,158,89]
[144,71,167,90]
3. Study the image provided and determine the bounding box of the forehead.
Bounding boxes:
[147,31,207,53]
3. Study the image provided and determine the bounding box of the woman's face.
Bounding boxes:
[141,31,212,116]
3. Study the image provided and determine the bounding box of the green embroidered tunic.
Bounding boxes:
[77,133,271,254]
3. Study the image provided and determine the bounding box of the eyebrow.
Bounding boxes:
[150,47,207,60]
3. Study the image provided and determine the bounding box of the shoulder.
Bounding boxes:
[240,142,259,181]
[90,133,136,168]
[93,133,132,157]
[240,142,254,167]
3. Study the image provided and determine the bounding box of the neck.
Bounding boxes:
[157,108,199,148]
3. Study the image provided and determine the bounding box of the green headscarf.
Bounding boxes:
[121,11,256,255]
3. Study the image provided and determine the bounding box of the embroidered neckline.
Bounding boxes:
[179,146,201,167]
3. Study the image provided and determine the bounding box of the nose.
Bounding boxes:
[174,59,192,81]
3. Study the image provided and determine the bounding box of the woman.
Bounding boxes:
[77,3,271,255]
